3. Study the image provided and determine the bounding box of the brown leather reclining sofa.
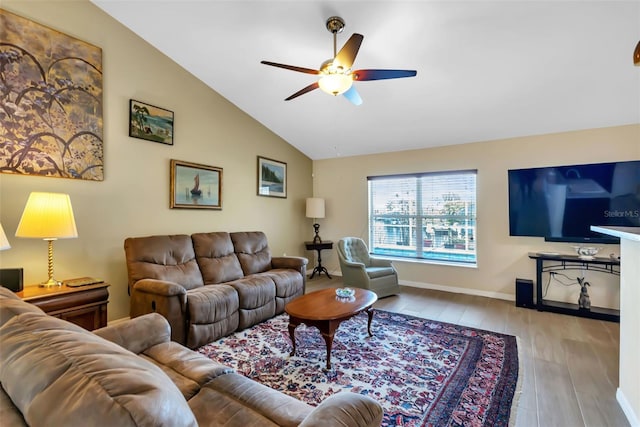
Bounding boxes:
[0,287,383,426]
[125,231,308,348]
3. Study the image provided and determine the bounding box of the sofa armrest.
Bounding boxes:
[342,259,366,269]
[271,256,308,270]
[134,278,187,297]
[272,256,308,291]
[94,313,171,355]
[299,392,383,427]
[339,260,372,288]
[132,278,188,314]
[370,257,393,268]
[129,279,190,344]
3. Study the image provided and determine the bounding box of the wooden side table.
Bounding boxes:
[17,282,110,331]
[305,240,333,279]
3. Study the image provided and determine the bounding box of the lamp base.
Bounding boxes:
[39,238,62,287]
[39,278,62,288]
[312,223,322,244]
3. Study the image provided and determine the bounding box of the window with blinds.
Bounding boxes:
[368,170,477,265]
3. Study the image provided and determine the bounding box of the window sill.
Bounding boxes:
[373,254,478,269]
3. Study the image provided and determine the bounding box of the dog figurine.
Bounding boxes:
[577,277,591,310]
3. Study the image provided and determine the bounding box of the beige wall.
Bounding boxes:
[314,124,639,305]
[0,1,313,320]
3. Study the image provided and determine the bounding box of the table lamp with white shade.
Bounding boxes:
[15,192,78,287]
[306,198,325,243]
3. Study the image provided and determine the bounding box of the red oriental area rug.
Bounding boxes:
[197,310,521,427]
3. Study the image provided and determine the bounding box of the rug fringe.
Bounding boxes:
[509,335,525,427]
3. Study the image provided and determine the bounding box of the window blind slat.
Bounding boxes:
[368,171,477,265]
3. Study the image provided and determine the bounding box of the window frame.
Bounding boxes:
[367,169,478,266]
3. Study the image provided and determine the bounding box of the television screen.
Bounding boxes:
[508,160,640,243]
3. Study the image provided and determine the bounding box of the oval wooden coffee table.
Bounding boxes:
[285,287,378,369]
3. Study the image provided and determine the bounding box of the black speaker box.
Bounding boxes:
[515,278,534,309]
[0,268,24,293]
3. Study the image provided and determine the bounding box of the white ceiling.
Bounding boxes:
[91,1,640,160]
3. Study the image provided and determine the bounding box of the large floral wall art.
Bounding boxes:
[0,9,103,181]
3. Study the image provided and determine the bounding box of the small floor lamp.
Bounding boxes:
[306,198,325,243]
[15,192,78,287]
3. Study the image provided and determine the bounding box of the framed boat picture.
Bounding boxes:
[170,159,222,209]
[257,156,287,198]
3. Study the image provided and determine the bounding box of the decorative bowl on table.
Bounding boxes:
[335,287,355,298]
[571,246,601,260]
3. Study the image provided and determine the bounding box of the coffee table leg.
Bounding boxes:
[288,319,299,357]
[366,307,374,337]
[321,332,334,370]
[319,320,341,370]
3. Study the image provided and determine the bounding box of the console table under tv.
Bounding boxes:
[528,252,620,322]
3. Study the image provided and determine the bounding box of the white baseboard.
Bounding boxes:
[617,388,640,427]
[322,272,515,302]
[399,279,515,301]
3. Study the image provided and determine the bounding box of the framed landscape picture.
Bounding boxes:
[129,99,174,145]
[170,159,222,209]
[257,156,287,198]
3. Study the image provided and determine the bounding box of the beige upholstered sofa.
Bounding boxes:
[125,231,307,348]
[0,287,383,427]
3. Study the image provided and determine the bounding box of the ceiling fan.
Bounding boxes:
[261,16,417,106]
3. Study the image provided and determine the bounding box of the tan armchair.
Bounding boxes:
[337,237,400,298]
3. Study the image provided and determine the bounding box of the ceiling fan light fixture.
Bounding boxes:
[318,72,353,96]
[634,40,640,66]
[318,60,353,96]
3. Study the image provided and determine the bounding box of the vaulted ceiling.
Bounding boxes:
[92,1,640,160]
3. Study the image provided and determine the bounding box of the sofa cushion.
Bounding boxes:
[227,275,276,329]
[257,270,304,313]
[125,234,204,291]
[228,276,275,310]
[0,287,21,301]
[230,231,272,275]
[0,289,44,327]
[192,232,244,283]
[185,285,240,348]
[190,372,311,427]
[0,386,27,427]
[260,270,303,299]
[140,341,235,401]
[187,285,239,323]
[0,312,197,427]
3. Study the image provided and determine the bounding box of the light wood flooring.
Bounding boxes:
[305,276,629,427]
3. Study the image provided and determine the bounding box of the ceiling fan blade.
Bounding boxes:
[261,61,320,75]
[335,33,364,68]
[285,82,320,101]
[353,69,417,81]
[343,86,363,106]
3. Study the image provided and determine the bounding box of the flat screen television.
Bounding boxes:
[508,160,640,244]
